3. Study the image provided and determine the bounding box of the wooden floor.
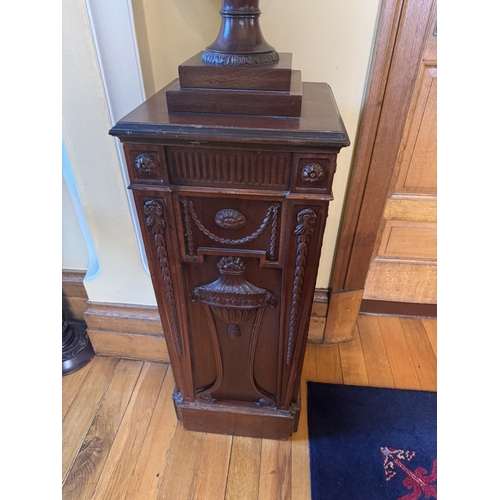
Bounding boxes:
[62,314,437,500]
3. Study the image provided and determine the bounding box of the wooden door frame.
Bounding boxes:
[324,0,437,342]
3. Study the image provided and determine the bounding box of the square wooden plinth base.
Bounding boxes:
[165,71,303,117]
[173,391,300,440]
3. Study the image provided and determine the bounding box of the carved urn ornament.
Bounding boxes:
[202,0,279,66]
[192,256,277,338]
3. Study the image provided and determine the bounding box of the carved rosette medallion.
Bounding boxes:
[286,208,318,365]
[135,154,157,175]
[215,209,247,230]
[301,163,325,184]
[192,256,277,405]
[144,200,183,355]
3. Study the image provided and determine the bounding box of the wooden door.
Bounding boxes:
[363,23,437,304]
[326,0,437,341]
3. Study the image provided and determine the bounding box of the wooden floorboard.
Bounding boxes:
[123,365,178,500]
[91,362,167,500]
[225,436,262,500]
[400,317,437,391]
[62,360,93,420]
[378,316,421,390]
[357,314,395,388]
[62,314,437,500]
[62,360,143,500]
[258,438,292,500]
[62,357,119,484]
[338,322,370,386]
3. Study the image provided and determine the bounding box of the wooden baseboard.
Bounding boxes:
[307,288,329,343]
[323,289,364,344]
[62,270,88,321]
[84,302,169,363]
[360,299,437,318]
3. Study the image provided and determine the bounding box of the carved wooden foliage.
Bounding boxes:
[144,200,183,355]
[286,208,317,365]
[180,197,280,260]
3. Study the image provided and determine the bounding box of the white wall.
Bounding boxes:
[62,173,88,271]
[62,0,156,304]
[130,0,382,288]
[62,0,381,304]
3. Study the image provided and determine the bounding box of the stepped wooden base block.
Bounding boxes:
[179,52,293,91]
[166,71,302,117]
[174,391,299,439]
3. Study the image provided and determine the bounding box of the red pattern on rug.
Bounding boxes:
[381,447,437,499]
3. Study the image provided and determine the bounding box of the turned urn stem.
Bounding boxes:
[202,0,279,66]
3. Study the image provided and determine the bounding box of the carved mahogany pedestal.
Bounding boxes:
[110,1,348,439]
[110,86,348,438]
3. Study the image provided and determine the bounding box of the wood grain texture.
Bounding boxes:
[90,362,167,500]
[314,344,343,385]
[324,289,364,343]
[156,426,206,500]
[84,302,163,336]
[378,220,436,259]
[340,0,436,290]
[357,315,395,388]
[63,270,89,321]
[400,317,437,391]
[394,64,437,194]
[63,314,437,500]
[363,258,437,303]
[225,437,262,500]
[307,316,326,343]
[178,52,293,92]
[378,316,421,390]
[62,359,92,420]
[165,74,303,117]
[421,317,437,357]
[62,357,118,483]
[331,0,404,292]
[291,397,310,500]
[192,433,233,500]
[384,194,436,221]
[62,360,143,500]
[360,2,437,304]
[290,345,315,500]
[338,323,369,386]
[124,366,178,500]
[62,270,88,297]
[87,330,169,363]
[258,439,292,500]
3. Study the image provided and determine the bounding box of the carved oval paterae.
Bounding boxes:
[301,163,325,184]
[135,153,157,175]
[214,209,247,230]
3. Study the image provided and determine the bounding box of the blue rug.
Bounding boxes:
[307,382,437,500]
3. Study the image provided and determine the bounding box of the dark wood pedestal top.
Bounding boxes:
[110,81,349,149]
